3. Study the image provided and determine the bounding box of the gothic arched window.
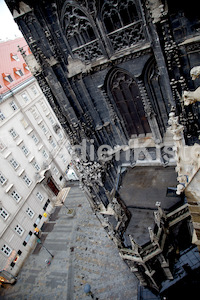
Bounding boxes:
[63,6,95,49]
[102,0,139,34]
[109,70,151,137]
[144,58,169,137]
[61,4,103,61]
[101,0,145,52]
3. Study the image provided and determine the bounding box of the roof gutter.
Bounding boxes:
[0,76,35,103]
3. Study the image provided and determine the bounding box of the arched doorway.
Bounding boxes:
[47,177,59,196]
[109,69,151,137]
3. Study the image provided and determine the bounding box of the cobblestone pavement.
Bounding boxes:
[1,186,138,300]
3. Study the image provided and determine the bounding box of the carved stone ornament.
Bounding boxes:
[129,234,141,255]
[145,0,168,23]
[183,87,200,106]
[12,1,32,18]
[176,183,185,195]
[168,112,184,141]
[108,21,146,52]
[110,198,125,221]
[69,146,106,188]
[183,65,200,105]
[190,66,200,80]
[148,226,159,244]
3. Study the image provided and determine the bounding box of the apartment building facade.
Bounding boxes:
[0,38,71,279]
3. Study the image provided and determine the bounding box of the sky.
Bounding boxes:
[0,0,23,41]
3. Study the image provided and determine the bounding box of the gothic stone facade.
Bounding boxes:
[6,0,200,291]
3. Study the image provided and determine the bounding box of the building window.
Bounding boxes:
[53,166,59,175]
[11,189,21,202]
[23,63,29,72]
[62,5,96,50]
[58,132,63,140]
[3,74,14,83]
[15,69,24,77]
[18,250,22,255]
[15,225,24,236]
[61,154,67,164]
[42,149,49,159]
[109,69,151,137]
[26,207,34,218]
[43,199,50,211]
[1,244,12,256]
[10,262,15,267]
[33,112,39,119]
[0,207,9,220]
[22,174,32,187]
[61,4,102,61]
[0,139,6,152]
[34,215,42,227]
[31,86,38,95]
[31,134,39,144]
[0,111,5,121]
[102,0,139,33]
[40,101,47,111]
[21,144,29,156]
[10,101,18,111]
[41,123,48,135]
[32,161,41,172]
[9,128,18,139]
[36,191,44,201]
[101,0,144,52]
[0,172,7,185]
[21,93,29,102]
[10,53,19,61]
[50,139,57,148]
[21,118,29,128]
[23,231,32,246]
[49,116,55,125]
[9,158,19,170]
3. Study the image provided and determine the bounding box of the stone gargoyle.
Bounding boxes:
[183,87,200,106]
[190,66,200,80]
[183,66,200,106]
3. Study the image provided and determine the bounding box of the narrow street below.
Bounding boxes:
[0,185,138,300]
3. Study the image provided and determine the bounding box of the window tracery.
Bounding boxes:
[144,58,169,137]
[61,4,103,61]
[102,0,139,33]
[101,0,145,52]
[109,69,151,137]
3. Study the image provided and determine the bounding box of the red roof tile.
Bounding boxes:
[0,37,32,95]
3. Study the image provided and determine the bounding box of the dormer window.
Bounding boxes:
[10,53,20,61]
[14,68,24,77]
[2,73,13,83]
[23,63,30,72]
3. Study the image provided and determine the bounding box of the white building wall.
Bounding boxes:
[0,77,71,277]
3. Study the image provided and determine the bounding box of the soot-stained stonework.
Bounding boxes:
[6,0,200,293]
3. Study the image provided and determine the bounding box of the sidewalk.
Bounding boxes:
[0,186,138,300]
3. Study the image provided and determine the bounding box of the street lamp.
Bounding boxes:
[61,200,69,210]
[61,200,75,217]
[37,238,54,258]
